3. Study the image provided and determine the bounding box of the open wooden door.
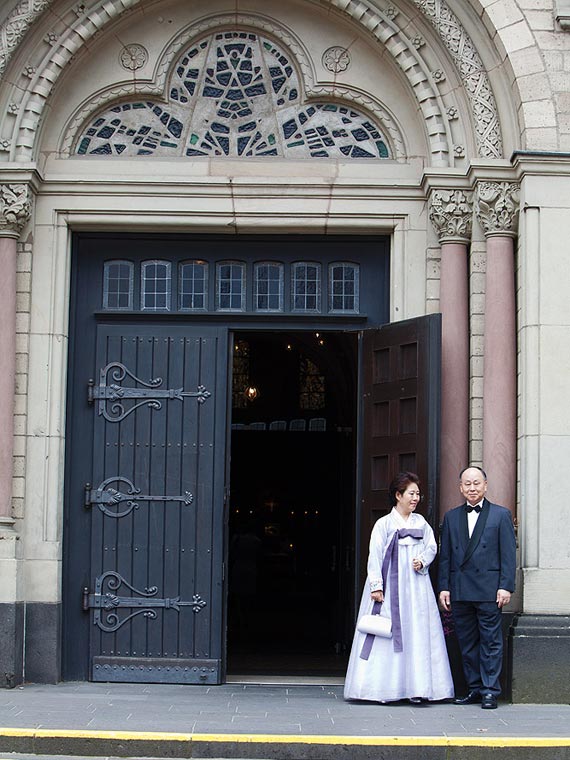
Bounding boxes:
[359,314,441,583]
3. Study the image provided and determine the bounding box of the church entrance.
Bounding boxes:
[226,331,357,677]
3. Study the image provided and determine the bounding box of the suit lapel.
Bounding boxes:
[461,498,491,566]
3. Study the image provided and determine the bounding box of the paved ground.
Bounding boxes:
[0,681,569,759]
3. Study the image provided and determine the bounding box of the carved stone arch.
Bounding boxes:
[59,13,408,160]
[0,0,511,162]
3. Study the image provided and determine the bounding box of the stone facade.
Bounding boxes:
[0,0,569,701]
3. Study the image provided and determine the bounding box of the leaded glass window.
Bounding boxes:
[292,262,321,312]
[299,357,325,410]
[254,262,283,312]
[329,262,359,313]
[180,260,208,311]
[141,260,171,310]
[217,261,245,311]
[74,31,390,160]
[232,338,250,409]
[103,260,133,310]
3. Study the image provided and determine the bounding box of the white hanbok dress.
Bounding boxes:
[344,508,454,702]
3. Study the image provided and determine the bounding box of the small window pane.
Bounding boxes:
[329,263,359,312]
[292,262,321,312]
[180,261,208,311]
[141,260,171,310]
[103,260,133,310]
[254,262,283,312]
[217,262,245,311]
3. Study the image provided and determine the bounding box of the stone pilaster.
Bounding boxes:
[0,182,31,688]
[428,189,472,519]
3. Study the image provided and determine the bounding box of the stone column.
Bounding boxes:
[429,190,473,518]
[0,184,31,523]
[475,181,520,514]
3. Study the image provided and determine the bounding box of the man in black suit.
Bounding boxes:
[438,466,516,709]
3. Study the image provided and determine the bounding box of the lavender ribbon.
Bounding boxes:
[359,527,424,660]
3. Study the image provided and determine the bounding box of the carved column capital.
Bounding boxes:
[475,181,520,238]
[0,183,32,238]
[428,189,474,244]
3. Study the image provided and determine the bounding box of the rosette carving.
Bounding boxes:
[428,189,473,243]
[475,182,520,237]
[0,184,32,236]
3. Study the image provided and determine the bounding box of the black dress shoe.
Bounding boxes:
[481,693,498,709]
[453,690,482,705]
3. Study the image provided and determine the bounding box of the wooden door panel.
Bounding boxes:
[360,315,441,581]
[83,325,228,683]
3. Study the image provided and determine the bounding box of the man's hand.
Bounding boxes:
[496,589,511,608]
[439,590,451,611]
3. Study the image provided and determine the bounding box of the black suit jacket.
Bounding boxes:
[438,498,516,602]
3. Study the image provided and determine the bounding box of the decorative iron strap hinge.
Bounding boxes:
[84,476,193,518]
[82,571,207,633]
[87,361,211,422]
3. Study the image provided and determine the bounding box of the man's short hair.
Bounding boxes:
[459,465,488,480]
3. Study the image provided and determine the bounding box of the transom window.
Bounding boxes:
[292,262,321,312]
[254,262,284,312]
[99,255,370,318]
[217,262,246,312]
[329,263,359,313]
[180,260,208,311]
[141,260,171,310]
[103,260,133,310]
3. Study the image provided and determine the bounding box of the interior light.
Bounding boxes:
[244,385,259,402]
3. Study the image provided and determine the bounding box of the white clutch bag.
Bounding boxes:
[357,613,392,638]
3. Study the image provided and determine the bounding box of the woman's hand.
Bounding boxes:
[371,590,384,603]
[412,557,423,572]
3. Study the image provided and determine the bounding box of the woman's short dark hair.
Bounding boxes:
[388,471,420,506]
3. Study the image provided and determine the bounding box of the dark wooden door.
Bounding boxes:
[359,314,441,581]
[78,324,228,683]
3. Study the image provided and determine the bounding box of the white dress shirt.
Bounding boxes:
[467,501,483,538]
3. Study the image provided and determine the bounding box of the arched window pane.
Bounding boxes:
[217,262,245,311]
[292,262,321,312]
[141,260,171,310]
[329,263,359,312]
[254,262,283,312]
[180,261,208,311]
[103,260,133,310]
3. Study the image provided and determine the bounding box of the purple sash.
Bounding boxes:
[359,527,424,660]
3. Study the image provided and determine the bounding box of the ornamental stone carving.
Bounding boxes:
[322,46,351,73]
[475,181,520,238]
[0,184,32,237]
[429,189,473,244]
[0,0,51,78]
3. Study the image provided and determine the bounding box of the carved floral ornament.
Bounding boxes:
[428,189,473,243]
[475,181,520,237]
[0,183,32,237]
[0,0,504,163]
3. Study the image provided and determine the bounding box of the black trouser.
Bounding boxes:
[452,600,503,696]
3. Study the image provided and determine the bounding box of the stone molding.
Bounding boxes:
[428,188,473,243]
[0,183,32,237]
[0,0,505,163]
[475,181,520,238]
[554,0,570,30]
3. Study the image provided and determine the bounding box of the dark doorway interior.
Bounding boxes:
[227,331,357,677]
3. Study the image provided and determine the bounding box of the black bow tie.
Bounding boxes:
[466,504,482,513]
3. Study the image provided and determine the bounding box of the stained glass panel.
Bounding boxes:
[74,31,390,160]
[299,357,325,410]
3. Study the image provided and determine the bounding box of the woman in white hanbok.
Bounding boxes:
[344,472,454,704]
